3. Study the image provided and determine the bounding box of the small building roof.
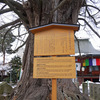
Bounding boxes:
[75,38,100,55]
[30,23,79,33]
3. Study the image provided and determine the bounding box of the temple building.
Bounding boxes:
[75,38,100,84]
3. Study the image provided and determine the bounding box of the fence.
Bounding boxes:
[82,82,100,100]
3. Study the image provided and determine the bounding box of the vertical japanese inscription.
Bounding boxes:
[34,29,75,56]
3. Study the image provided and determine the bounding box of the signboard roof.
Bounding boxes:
[30,23,79,33]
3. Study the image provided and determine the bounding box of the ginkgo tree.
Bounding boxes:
[0,0,100,100]
[0,28,15,64]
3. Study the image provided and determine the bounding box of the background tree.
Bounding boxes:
[0,28,15,64]
[3,56,22,83]
[0,0,100,100]
[9,56,22,83]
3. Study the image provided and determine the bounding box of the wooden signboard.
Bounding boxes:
[33,57,76,78]
[34,29,75,56]
[30,24,79,100]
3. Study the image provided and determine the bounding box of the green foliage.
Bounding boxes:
[0,28,15,54]
[10,56,22,68]
[0,82,12,94]
[0,82,12,100]
[3,77,10,83]
[9,56,22,83]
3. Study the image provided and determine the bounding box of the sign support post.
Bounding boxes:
[52,55,57,100]
[52,78,57,100]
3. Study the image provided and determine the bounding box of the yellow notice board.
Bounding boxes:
[34,28,75,56]
[33,57,76,78]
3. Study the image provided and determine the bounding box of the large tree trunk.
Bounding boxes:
[14,0,89,100]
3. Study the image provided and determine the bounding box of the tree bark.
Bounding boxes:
[3,51,5,65]
[13,0,90,100]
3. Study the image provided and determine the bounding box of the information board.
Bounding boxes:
[34,28,75,56]
[33,57,76,78]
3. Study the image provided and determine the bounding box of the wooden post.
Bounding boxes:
[52,78,57,100]
[52,55,57,100]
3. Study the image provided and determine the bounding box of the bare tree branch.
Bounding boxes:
[1,27,12,52]
[0,0,24,11]
[0,0,5,3]
[90,0,98,4]
[18,23,22,37]
[4,0,23,18]
[84,4,100,11]
[1,0,28,23]
[51,0,68,13]
[0,8,12,15]
[74,35,81,57]
[0,18,21,30]
[97,21,100,25]
[1,23,22,53]
[86,6,97,25]
[11,40,27,53]
[78,18,100,38]
[0,4,7,10]
[15,33,28,37]
[13,36,25,42]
